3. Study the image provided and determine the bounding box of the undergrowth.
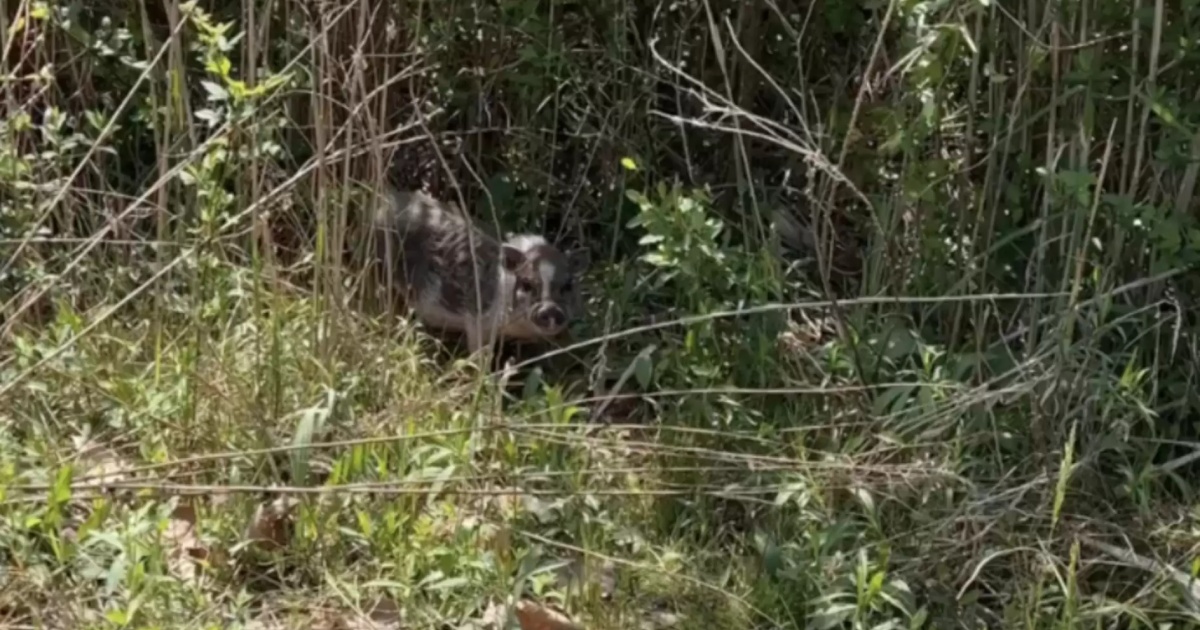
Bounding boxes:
[3,0,1200,628]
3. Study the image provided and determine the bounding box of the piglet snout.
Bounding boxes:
[533,303,567,332]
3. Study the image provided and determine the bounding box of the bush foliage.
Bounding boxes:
[2,0,1200,627]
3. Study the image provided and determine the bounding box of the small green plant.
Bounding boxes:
[5,0,1200,626]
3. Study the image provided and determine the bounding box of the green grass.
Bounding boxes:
[4,0,1200,627]
[0,278,780,629]
[2,259,1194,628]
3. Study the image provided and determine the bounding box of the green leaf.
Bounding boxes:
[872,384,914,416]
[811,603,856,630]
[195,109,222,127]
[424,575,469,591]
[868,570,885,599]
[290,389,332,487]
[762,540,784,579]
[201,80,228,102]
[105,553,129,594]
[910,607,929,629]
[204,55,232,78]
[1150,96,1188,133]
[638,233,665,245]
[1052,420,1078,530]
[853,487,876,515]
[51,464,73,505]
[633,352,653,388]
[522,366,544,400]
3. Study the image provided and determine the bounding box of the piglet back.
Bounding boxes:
[372,187,504,317]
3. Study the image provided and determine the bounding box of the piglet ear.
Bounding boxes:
[501,244,526,271]
[567,248,591,274]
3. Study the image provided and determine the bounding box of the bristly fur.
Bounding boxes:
[372,187,588,354]
[374,188,504,318]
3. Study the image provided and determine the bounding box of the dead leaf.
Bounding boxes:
[479,521,512,561]
[163,499,207,583]
[82,455,133,485]
[513,599,582,630]
[243,496,299,552]
[479,600,509,627]
[72,436,135,487]
[492,488,522,517]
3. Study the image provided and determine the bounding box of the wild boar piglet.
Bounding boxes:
[372,188,588,354]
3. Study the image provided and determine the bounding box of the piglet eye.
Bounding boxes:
[517,279,535,294]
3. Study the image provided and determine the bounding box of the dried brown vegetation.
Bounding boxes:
[2,0,1200,627]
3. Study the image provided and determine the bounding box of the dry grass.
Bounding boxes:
[2,0,1199,628]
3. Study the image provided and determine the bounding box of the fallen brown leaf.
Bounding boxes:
[478,600,510,628]
[513,599,582,630]
[243,496,299,553]
[163,499,208,583]
[480,521,512,561]
[72,436,135,486]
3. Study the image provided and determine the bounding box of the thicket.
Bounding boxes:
[2,0,1200,627]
